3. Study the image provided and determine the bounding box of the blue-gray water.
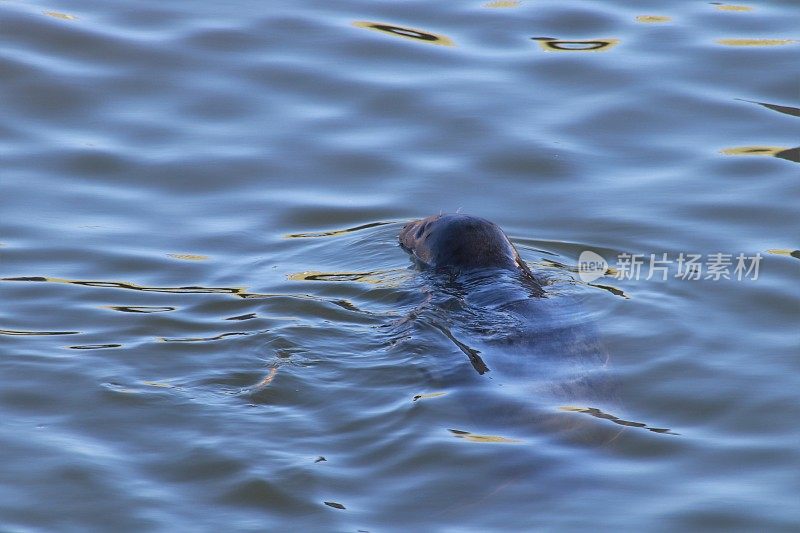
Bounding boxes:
[1,0,798,530]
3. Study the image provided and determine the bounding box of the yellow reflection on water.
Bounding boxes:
[353,21,454,46]
[532,38,619,52]
[254,367,279,389]
[43,11,77,20]
[168,253,208,261]
[717,39,795,46]
[720,146,799,163]
[721,146,784,156]
[483,0,519,8]
[715,4,753,11]
[412,391,447,401]
[767,249,800,259]
[287,269,403,285]
[636,15,672,23]
[1,275,264,297]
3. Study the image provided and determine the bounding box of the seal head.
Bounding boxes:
[399,214,535,278]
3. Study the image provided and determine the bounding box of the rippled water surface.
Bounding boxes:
[1,0,798,530]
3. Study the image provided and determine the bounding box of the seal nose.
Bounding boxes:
[399,219,422,247]
[400,215,441,242]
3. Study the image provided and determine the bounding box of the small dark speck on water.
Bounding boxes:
[324,501,346,510]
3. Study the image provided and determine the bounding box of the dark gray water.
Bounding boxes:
[1,0,798,530]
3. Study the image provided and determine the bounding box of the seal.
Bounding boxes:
[397,214,672,438]
[398,214,613,433]
[399,213,541,290]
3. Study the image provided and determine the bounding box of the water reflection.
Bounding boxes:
[323,501,346,510]
[737,98,800,118]
[161,332,249,342]
[412,391,447,401]
[636,16,672,24]
[3,276,257,297]
[538,259,627,297]
[1,276,376,318]
[767,249,800,260]
[560,406,677,434]
[225,312,257,321]
[717,39,795,46]
[252,367,278,389]
[0,329,79,336]
[431,321,489,375]
[353,21,454,47]
[107,306,176,313]
[286,221,392,239]
[287,269,403,284]
[167,253,209,261]
[720,146,799,163]
[532,37,619,52]
[712,3,753,11]
[43,11,77,20]
[68,344,122,350]
[483,0,519,8]
[449,429,521,444]
[589,283,629,299]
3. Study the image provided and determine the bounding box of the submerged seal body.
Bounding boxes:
[398,214,604,379]
[398,213,618,439]
[397,214,671,438]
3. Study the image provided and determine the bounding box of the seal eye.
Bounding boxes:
[415,223,427,239]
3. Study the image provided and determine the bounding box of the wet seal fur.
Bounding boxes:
[399,213,543,294]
